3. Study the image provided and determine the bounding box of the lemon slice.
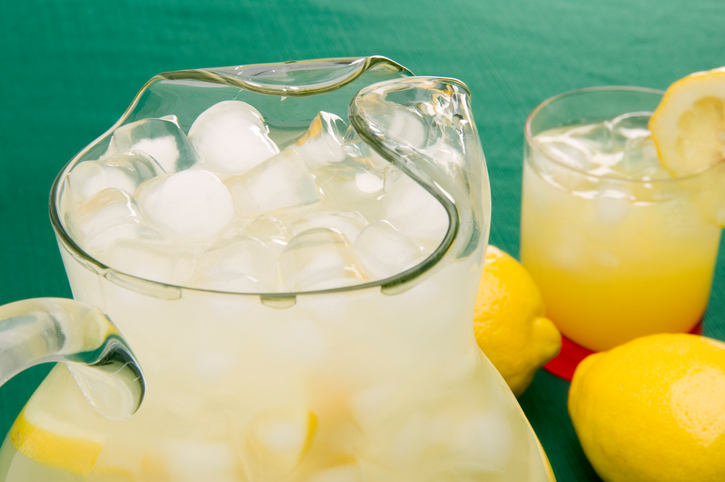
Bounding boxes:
[9,411,102,476]
[649,67,725,177]
[8,365,111,476]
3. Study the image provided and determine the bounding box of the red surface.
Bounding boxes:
[544,321,705,381]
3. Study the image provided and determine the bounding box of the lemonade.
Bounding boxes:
[521,87,725,358]
[0,59,554,481]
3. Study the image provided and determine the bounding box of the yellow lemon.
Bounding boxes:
[649,67,725,177]
[474,245,561,396]
[6,364,112,477]
[569,333,725,482]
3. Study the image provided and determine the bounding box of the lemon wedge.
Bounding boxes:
[649,67,725,176]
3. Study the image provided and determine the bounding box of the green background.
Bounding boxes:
[1,1,725,480]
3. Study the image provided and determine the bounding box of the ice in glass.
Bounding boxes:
[521,87,725,368]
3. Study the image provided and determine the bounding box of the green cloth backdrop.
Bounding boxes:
[1,1,724,480]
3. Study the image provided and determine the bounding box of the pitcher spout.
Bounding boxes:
[350,77,491,291]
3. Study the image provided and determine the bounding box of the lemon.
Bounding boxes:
[473,245,561,397]
[7,364,112,476]
[569,333,725,482]
[649,67,725,177]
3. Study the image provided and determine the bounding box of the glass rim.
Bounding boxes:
[47,58,464,300]
[524,85,725,185]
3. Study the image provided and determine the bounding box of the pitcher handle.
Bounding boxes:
[0,298,144,421]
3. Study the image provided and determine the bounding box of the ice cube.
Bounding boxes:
[193,349,232,382]
[262,316,328,364]
[68,163,133,202]
[595,187,633,226]
[381,174,448,247]
[422,139,465,167]
[568,121,615,151]
[292,210,368,243]
[354,170,385,193]
[193,236,277,292]
[290,112,347,170]
[66,188,160,255]
[353,221,424,280]
[308,464,362,482]
[609,112,652,147]
[548,226,585,270]
[67,152,164,202]
[137,170,234,241]
[617,138,670,180]
[380,105,428,148]
[349,383,396,433]
[86,224,162,258]
[243,405,317,480]
[374,412,446,468]
[213,215,252,242]
[448,410,514,472]
[104,150,166,178]
[314,162,385,216]
[241,215,291,252]
[587,152,624,177]
[225,150,321,217]
[105,116,198,172]
[382,164,405,190]
[535,134,596,171]
[162,439,240,482]
[342,125,391,171]
[188,100,279,175]
[279,228,366,291]
[104,238,198,285]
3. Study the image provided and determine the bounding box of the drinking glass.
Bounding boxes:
[521,87,725,379]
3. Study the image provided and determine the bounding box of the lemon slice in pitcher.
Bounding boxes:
[5,365,111,477]
[649,67,725,177]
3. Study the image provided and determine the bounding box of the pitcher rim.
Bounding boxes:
[48,57,465,299]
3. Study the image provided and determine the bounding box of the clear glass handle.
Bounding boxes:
[0,298,144,421]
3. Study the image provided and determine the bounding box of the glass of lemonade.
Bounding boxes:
[521,86,725,379]
[0,58,555,481]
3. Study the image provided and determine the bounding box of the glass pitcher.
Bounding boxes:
[0,57,554,481]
